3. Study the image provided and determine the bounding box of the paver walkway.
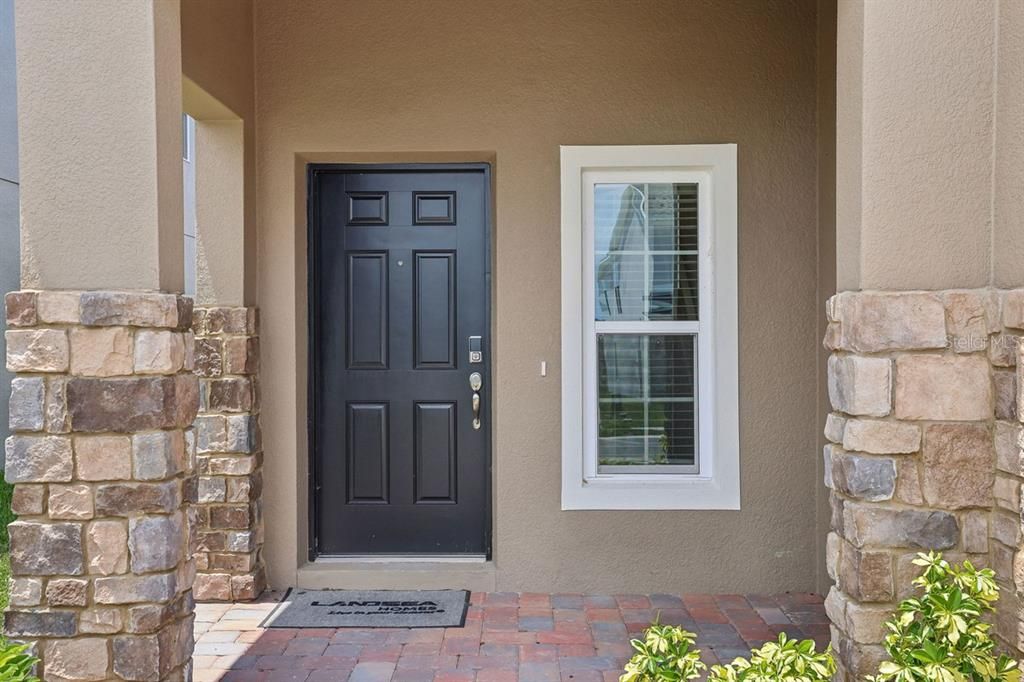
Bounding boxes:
[193,591,828,682]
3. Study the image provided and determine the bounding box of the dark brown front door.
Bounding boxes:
[309,164,491,556]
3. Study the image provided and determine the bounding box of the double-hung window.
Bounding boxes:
[560,145,739,510]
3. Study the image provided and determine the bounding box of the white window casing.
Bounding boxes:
[560,144,739,510]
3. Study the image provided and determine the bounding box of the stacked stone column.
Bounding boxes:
[823,289,1024,680]
[191,307,265,602]
[4,291,197,681]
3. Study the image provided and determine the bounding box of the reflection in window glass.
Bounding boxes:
[594,183,698,322]
[597,334,696,469]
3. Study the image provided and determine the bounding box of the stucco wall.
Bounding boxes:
[247,0,823,593]
[0,0,18,461]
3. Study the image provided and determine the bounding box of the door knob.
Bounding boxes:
[469,372,482,430]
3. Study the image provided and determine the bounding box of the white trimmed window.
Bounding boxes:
[560,145,739,510]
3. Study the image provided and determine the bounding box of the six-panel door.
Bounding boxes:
[311,166,490,555]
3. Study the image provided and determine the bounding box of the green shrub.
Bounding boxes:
[620,623,707,682]
[708,633,835,682]
[868,551,1020,682]
[0,477,14,550]
[0,637,39,682]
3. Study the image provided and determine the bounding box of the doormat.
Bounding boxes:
[262,588,470,629]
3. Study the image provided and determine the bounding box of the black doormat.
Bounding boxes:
[262,588,470,629]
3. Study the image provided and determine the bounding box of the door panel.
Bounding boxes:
[310,165,490,555]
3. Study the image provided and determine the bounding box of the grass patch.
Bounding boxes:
[0,476,13,612]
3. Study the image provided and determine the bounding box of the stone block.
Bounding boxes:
[921,424,993,509]
[224,336,258,375]
[226,473,259,503]
[79,608,123,635]
[832,451,895,501]
[79,292,179,328]
[197,477,226,503]
[48,484,94,520]
[994,369,1017,420]
[994,421,1022,476]
[46,578,88,607]
[70,327,134,376]
[75,434,132,481]
[5,291,38,327]
[134,330,185,374]
[129,514,183,573]
[132,430,185,481]
[844,601,893,644]
[67,376,198,432]
[210,505,250,530]
[961,510,989,554]
[231,572,263,600]
[993,475,1021,513]
[45,376,70,433]
[842,419,920,455]
[894,355,992,421]
[6,328,69,372]
[4,610,77,637]
[990,511,1019,548]
[893,459,924,505]
[43,638,110,681]
[989,334,1020,367]
[192,338,222,378]
[193,573,230,601]
[35,291,81,324]
[200,455,257,476]
[9,377,44,431]
[113,634,160,681]
[824,413,846,444]
[94,573,177,605]
[95,481,180,516]
[8,578,42,607]
[943,291,992,353]
[828,355,892,417]
[194,416,226,453]
[1003,289,1024,330]
[5,435,73,482]
[8,521,84,575]
[843,503,958,549]
[208,377,253,412]
[838,542,893,602]
[225,414,257,453]
[10,485,45,515]
[86,520,129,575]
[835,292,947,352]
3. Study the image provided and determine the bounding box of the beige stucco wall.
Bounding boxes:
[181,0,257,305]
[14,0,183,291]
[245,0,824,593]
[836,0,1024,291]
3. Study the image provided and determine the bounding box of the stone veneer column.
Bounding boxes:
[190,307,265,602]
[5,291,197,682]
[823,289,1024,680]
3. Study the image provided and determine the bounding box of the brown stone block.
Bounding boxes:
[209,505,251,530]
[95,481,180,516]
[10,485,45,515]
[193,338,223,378]
[79,292,179,328]
[921,424,994,510]
[5,291,38,327]
[68,376,198,432]
[193,573,231,601]
[9,521,84,576]
[45,578,88,607]
[208,552,254,573]
[223,336,259,375]
[231,569,265,601]
[208,377,253,412]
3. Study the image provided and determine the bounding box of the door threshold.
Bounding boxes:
[298,558,496,591]
[315,554,488,563]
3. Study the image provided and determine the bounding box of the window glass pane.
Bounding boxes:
[597,334,696,470]
[594,183,698,321]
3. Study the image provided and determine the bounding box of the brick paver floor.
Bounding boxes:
[193,591,828,681]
